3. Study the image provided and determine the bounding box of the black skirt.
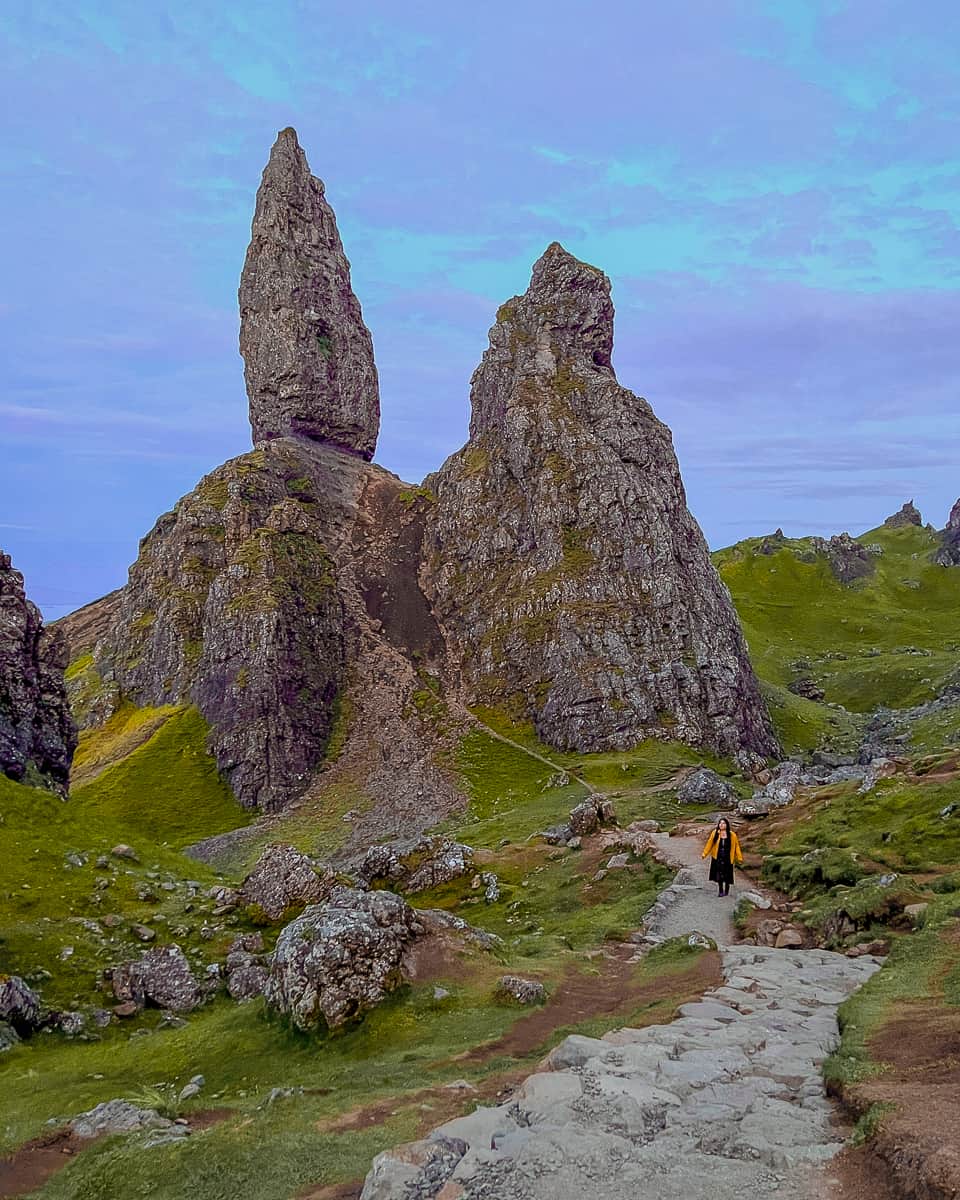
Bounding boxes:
[709,840,734,885]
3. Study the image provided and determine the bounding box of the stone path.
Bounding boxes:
[360,838,883,1200]
[640,831,750,947]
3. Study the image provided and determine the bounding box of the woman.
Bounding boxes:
[701,817,742,897]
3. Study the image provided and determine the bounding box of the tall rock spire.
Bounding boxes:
[239,127,380,459]
[423,243,778,760]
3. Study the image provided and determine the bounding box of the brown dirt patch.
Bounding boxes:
[835,927,960,1200]
[0,1127,85,1199]
[458,946,722,1065]
[819,1143,903,1200]
[296,1183,363,1200]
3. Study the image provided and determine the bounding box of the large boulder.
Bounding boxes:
[264,887,423,1030]
[225,933,269,1002]
[357,835,473,894]
[676,767,737,809]
[239,127,380,458]
[109,945,202,1013]
[240,843,334,920]
[0,551,76,791]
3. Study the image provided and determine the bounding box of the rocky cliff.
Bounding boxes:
[422,243,777,759]
[0,550,76,791]
[59,134,777,815]
[239,127,380,458]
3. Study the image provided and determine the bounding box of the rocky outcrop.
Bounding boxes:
[239,127,380,458]
[264,887,423,1030]
[935,499,960,566]
[422,244,777,760]
[883,501,922,528]
[811,533,875,584]
[239,843,334,919]
[225,933,270,1001]
[0,551,76,791]
[357,835,473,894]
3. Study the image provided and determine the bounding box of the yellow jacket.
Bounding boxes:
[701,829,743,865]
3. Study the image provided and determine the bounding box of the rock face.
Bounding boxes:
[0,974,42,1036]
[883,501,922,528]
[239,127,380,458]
[935,499,960,566]
[264,886,422,1030]
[422,244,777,760]
[0,551,76,791]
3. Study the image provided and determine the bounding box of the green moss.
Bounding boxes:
[65,653,93,682]
[398,485,437,509]
[460,445,491,479]
[560,526,596,576]
[196,475,230,511]
[553,360,583,398]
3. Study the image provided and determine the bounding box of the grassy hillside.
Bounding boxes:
[715,523,960,751]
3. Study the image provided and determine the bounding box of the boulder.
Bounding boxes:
[774,928,804,949]
[225,933,270,1002]
[240,844,334,920]
[110,945,202,1013]
[264,887,422,1030]
[676,767,737,808]
[0,975,41,1036]
[70,1099,173,1140]
[494,976,547,1005]
[787,677,825,702]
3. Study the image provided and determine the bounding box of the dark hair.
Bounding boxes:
[716,817,731,834]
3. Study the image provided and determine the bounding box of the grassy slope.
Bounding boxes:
[0,707,248,1011]
[0,716,720,1197]
[715,524,960,749]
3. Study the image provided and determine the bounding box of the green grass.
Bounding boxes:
[0,709,250,1010]
[715,524,960,720]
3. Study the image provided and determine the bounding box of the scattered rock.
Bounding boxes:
[787,677,825,702]
[57,1011,87,1037]
[178,1075,205,1103]
[265,887,422,1030]
[111,844,139,862]
[676,767,737,808]
[240,843,335,921]
[130,924,157,943]
[774,927,804,949]
[479,871,501,903]
[739,891,772,910]
[606,853,630,870]
[0,1022,21,1053]
[903,903,928,922]
[494,976,547,1005]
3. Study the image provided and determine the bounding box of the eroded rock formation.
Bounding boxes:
[0,550,76,791]
[935,499,960,566]
[422,243,777,759]
[239,127,380,458]
[883,501,922,529]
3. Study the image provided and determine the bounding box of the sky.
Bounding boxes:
[1,1,959,618]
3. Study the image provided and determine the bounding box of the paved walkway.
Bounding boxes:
[360,839,883,1200]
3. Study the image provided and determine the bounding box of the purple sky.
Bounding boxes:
[1,2,958,617]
